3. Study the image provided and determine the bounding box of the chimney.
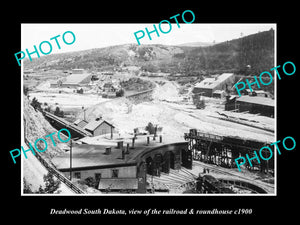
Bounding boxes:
[121,148,125,159]
[226,95,230,102]
[105,147,111,155]
[153,126,157,140]
[117,141,123,149]
[126,143,130,154]
[147,136,150,145]
[96,115,102,121]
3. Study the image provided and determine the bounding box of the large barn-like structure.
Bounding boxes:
[193,73,235,97]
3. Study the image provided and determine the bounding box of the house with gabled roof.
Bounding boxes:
[83,117,115,138]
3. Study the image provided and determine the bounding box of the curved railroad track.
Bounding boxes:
[193,160,275,193]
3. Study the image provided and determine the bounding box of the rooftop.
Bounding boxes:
[213,90,225,94]
[64,73,92,84]
[74,118,88,124]
[83,118,115,132]
[194,73,234,90]
[72,69,85,74]
[98,178,138,190]
[74,119,88,128]
[52,135,184,170]
[236,96,274,107]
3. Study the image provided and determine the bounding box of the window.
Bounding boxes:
[95,173,102,181]
[74,172,81,179]
[111,169,119,178]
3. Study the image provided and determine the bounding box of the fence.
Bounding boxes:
[24,137,85,194]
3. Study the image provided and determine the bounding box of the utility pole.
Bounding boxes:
[70,139,72,181]
[82,106,86,121]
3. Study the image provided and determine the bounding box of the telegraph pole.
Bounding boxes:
[70,139,72,181]
[82,106,86,121]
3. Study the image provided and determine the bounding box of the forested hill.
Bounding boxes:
[24,29,274,76]
[178,29,275,75]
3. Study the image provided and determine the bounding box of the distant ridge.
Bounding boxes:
[178,41,214,47]
[24,30,274,77]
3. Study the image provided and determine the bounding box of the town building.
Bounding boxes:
[83,117,115,138]
[50,69,93,88]
[236,96,274,117]
[251,90,270,97]
[103,82,117,92]
[225,95,274,117]
[212,90,226,98]
[52,136,191,193]
[72,69,85,74]
[61,73,92,88]
[193,73,235,97]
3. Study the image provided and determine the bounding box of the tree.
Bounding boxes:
[45,106,51,112]
[54,106,60,116]
[30,97,42,111]
[84,177,97,188]
[54,106,64,118]
[77,88,83,94]
[23,179,33,193]
[116,89,125,97]
[145,122,155,134]
[59,110,64,118]
[35,172,61,194]
[23,85,29,96]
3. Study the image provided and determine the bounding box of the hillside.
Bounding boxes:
[23,96,68,161]
[179,29,275,75]
[178,41,214,47]
[24,29,274,76]
[24,44,183,70]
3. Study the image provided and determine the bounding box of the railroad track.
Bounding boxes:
[24,137,85,194]
[193,160,274,192]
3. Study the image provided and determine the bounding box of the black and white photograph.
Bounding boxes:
[21,23,276,195]
[3,4,298,220]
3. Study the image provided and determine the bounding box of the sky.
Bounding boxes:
[21,23,276,56]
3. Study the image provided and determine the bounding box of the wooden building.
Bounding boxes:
[225,95,274,117]
[83,117,115,137]
[52,137,190,193]
[236,96,274,117]
[193,73,235,97]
